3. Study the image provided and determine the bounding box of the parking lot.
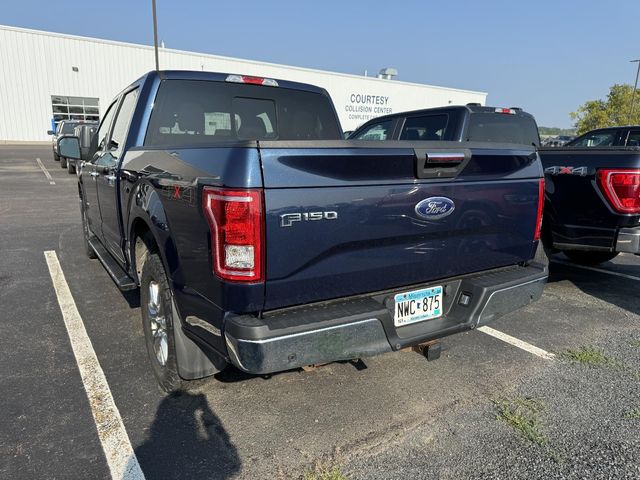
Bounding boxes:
[1,144,639,479]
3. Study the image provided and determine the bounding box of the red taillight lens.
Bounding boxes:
[534,178,545,241]
[202,187,264,282]
[597,169,640,214]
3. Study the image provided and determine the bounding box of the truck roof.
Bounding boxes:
[129,69,329,96]
[357,105,536,124]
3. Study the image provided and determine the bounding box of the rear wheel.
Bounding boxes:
[54,152,60,161]
[67,160,76,174]
[140,251,185,393]
[563,250,618,265]
[60,156,67,169]
[80,203,97,259]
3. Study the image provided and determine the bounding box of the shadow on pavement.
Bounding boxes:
[547,257,640,316]
[214,358,369,383]
[134,391,241,479]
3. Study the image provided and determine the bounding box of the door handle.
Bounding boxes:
[105,174,117,182]
[89,171,100,178]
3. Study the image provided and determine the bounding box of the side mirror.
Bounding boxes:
[58,136,81,160]
[47,130,55,135]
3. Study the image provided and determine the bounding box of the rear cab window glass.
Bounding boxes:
[353,119,393,140]
[466,113,540,146]
[145,80,341,146]
[400,115,448,140]
[626,130,640,146]
[232,97,277,140]
[570,130,617,147]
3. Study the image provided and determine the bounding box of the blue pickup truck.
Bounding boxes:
[58,70,547,391]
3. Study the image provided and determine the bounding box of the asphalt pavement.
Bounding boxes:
[0,145,638,479]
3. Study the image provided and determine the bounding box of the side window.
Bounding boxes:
[572,130,616,147]
[627,130,640,146]
[108,89,139,158]
[400,115,448,141]
[95,101,118,154]
[354,119,394,140]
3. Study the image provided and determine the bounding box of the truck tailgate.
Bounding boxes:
[260,141,541,310]
[540,147,640,248]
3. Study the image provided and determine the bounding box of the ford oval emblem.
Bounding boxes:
[415,197,455,220]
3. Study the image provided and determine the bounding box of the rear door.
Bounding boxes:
[260,141,541,310]
[83,101,117,236]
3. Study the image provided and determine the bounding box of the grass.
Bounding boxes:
[561,346,616,366]
[624,408,640,420]
[494,397,548,446]
[302,464,347,480]
[629,340,640,348]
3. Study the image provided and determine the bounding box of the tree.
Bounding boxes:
[571,84,640,135]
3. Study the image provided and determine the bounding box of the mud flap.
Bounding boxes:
[171,298,227,380]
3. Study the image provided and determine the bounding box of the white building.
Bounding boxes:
[0,24,487,142]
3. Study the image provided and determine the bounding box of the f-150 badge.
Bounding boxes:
[280,211,338,227]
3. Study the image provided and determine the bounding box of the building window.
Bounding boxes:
[51,95,100,127]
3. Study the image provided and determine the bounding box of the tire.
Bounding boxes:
[54,152,60,161]
[60,156,67,169]
[67,160,76,174]
[140,251,185,393]
[80,203,97,259]
[563,250,619,265]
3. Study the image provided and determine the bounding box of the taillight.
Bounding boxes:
[534,178,544,241]
[597,169,640,214]
[202,187,264,282]
[495,107,516,115]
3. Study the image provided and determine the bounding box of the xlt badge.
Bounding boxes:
[280,211,338,227]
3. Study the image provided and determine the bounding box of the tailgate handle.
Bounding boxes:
[414,148,471,179]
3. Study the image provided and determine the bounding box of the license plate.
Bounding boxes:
[393,286,443,327]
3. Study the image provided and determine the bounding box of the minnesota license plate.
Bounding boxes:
[393,286,443,327]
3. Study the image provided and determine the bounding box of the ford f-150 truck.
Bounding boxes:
[58,70,547,392]
[539,126,640,264]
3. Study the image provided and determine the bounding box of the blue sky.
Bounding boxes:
[3,0,640,127]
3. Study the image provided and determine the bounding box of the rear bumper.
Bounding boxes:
[224,263,548,374]
[616,227,640,253]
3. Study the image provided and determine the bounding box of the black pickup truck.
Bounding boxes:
[539,126,640,264]
[57,71,547,392]
[348,104,540,147]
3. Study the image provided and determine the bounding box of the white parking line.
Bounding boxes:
[552,259,640,281]
[477,326,556,360]
[44,251,145,480]
[36,157,55,185]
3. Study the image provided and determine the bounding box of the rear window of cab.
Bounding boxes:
[144,79,342,146]
[466,113,540,147]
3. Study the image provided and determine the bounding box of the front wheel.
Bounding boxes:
[563,250,618,265]
[140,251,185,393]
[60,156,67,169]
[67,160,76,174]
[54,152,60,161]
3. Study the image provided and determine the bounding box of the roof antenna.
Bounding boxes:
[151,0,160,71]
